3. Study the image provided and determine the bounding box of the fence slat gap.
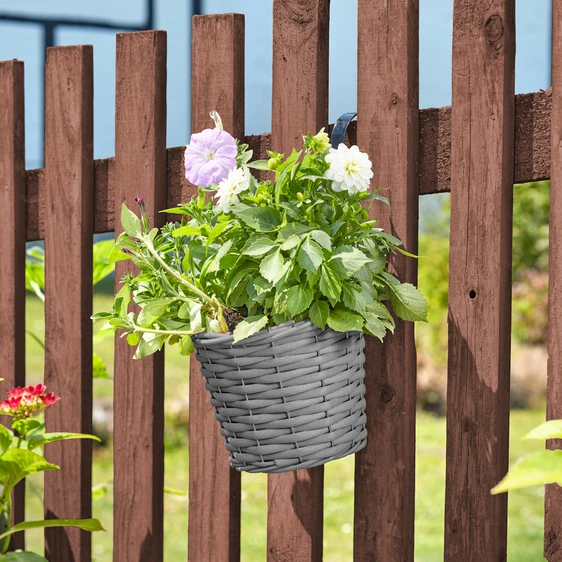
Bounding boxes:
[43,45,94,562]
[187,13,244,562]
[113,30,167,562]
[545,1,562,559]
[266,2,329,561]
[0,59,26,551]
[444,2,515,559]
[353,1,419,560]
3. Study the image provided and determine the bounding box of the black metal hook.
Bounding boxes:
[330,112,357,149]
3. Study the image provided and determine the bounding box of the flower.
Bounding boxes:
[0,384,60,420]
[184,127,237,188]
[214,168,250,212]
[324,144,374,194]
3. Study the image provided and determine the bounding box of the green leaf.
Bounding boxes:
[247,160,271,171]
[389,283,428,322]
[525,420,562,440]
[342,286,366,315]
[232,205,282,232]
[0,552,49,562]
[11,420,41,439]
[363,312,387,340]
[92,240,115,285]
[0,449,59,497]
[326,307,364,333]
[27,432,100,450]
[280,235,301,251]
[232,315,269,343]
[309,301,330,329]
[92,481,110,500]
[134,333,166,359]
[287,285,314,316]
[260,250,285,284]
[137,298,176,327]
[243,238,278,257]
[330,248,372,278]
[319,264,342,304]
[0,519,104,542]
[171,224,203,237]
[278,223,313,239]
[120,204,142,238]
[126,332,141,347]
[179,335,195,356]
[164,486,187,496]
[0,426,13,455]
[93,352,110,379]
[297,238,324,273]
[310,230,332,251]
[492,450,562,494]
[206,220,233,247]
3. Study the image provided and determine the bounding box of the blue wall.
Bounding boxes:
[0,1,552,168]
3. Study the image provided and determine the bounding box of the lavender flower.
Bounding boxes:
[184,127,237,188]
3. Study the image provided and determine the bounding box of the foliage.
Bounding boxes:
[25,242,113,379]
[0,385,103,558]
[96,122,427,356]
[492,419,562,494]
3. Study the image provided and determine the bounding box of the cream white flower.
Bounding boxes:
[214,167,250,212]
[324,144,374,194]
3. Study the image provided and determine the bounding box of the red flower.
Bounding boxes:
[0,385,60,420]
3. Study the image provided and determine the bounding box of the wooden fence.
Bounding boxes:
[0,1,560,560]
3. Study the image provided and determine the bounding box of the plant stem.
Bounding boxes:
[143,239,215,306]
[133,326,196,337]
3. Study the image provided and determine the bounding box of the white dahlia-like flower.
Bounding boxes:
[214,167,250,212]
[324,144,374,194]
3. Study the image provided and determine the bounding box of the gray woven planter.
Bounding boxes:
[192,320,367,473]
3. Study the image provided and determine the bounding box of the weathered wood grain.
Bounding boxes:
[43,45,94,562]
[267,2,329,561]
[113,30,167,562]
[188,13,244,562]
[353,1,419,561]
[444,3,515,560]
[0,59,26,551]
[545,2,562,559]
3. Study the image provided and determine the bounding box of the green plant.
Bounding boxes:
[0,384,103,560]
[492,419,562,494]
[25,241,114,379]
[95,115,427,355]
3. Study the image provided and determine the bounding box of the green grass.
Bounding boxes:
[21,296,548,561]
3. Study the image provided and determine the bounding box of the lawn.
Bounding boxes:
[21,296,547,561]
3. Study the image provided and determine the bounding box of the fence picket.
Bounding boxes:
[113,30,167,562]
[353,1,420,560]
[546,1,562,558]
[0,59,26,551]
[188,13,244,562]
[445,2,515,559]
[43,45,94,562]
[267,2,329,560]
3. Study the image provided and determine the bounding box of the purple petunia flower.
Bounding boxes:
[184,127,237,188]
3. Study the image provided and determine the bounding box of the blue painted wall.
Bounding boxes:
[0,1,552,168]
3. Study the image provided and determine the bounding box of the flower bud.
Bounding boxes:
[267,158,278,170]
[296,192,304,201]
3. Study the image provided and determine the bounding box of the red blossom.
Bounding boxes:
[0,385,60,420]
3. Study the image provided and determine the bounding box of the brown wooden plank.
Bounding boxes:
[22,88,553,242]
[43,45,94,562]
[0,59,26,551]
[353,1,419,561]
[267,2,328,561]
[444,3,515,560]
[545,1,562,558]
[187,14,244,562]
[113,30,167,562]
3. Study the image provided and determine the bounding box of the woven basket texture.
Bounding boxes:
[192,320,367,473]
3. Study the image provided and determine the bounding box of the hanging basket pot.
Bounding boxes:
[192,320,367,473]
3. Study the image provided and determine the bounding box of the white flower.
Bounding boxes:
[214,167,250,212]
[324,144,374,194]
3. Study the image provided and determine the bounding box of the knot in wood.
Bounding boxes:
[484,14,504,42]
[380,385,394,404]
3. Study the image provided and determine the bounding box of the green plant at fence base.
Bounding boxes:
[94,112,427,354]
[0,383,104,561]
[492,419,562,494]
[25,241,114,379]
